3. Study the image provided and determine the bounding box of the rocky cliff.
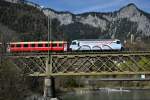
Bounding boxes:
[0,0,150,43]
[43,3,150,42]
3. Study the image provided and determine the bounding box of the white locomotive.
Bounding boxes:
[69,39,123,51]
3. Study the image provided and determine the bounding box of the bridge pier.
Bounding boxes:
[44,77,56,99]
[43,58,58,100]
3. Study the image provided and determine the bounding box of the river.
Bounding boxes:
[60,89,150,100]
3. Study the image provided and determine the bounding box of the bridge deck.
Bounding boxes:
[84,78,150,81]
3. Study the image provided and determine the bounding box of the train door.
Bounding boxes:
[63,42,67,51]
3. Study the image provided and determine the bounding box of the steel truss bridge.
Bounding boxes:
[6,51,150,76]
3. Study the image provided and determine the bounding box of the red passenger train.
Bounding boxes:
[7,41,67,52]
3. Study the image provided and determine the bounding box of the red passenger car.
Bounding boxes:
[7,41,67,52]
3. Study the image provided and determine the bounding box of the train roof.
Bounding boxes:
[9,41,67,44]
[74,39,120,41]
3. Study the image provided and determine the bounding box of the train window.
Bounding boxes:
[116,41,120,44]
[38,44,43,47]
[59,43,63,47]
[72,42,76,45]
[52,43,57,47]
[24,44,28,47]
[45,43,49,47]
[16,44,21,47]
[11,44,15,47]
[31,44,35,47]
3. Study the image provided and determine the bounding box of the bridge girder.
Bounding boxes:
[8,52,150,76]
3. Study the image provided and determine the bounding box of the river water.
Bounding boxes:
[60,89,150,100]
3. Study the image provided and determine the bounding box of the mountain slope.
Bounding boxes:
[43,3,150,42]
[0,0,47,41]
[0,1,150,43]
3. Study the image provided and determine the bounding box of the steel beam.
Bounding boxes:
[8,51,150,76]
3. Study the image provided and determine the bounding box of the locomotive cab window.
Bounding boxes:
[116,41,120,44]
[72,42,76,45]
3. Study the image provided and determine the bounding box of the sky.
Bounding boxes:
[28,0,150,14]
